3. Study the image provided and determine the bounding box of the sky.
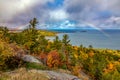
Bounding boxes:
[0,0,120,29]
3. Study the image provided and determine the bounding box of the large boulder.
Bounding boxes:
[21,55,43,65]
[11,45,43,65]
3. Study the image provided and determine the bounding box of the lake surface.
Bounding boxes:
[46,29,120,50]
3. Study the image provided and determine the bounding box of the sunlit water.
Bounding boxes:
[46,29,120,50]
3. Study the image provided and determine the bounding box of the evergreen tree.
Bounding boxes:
[62,34,71,69]
[62,34,70,46]
[29,18,38,29]
[53,36,62,50]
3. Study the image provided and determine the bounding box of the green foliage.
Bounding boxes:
[0,26,8,36]
[62,34,70,46]
[25,62,48,70]
[4,56,24,70]
[52,36,62,50]
[116,64,120,73]
[102,70,120,80]
[0,75,9,80]
[29,18,38,29]
[0,26,10,41]
[8,18,49,54]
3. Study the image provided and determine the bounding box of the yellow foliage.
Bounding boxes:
[46,43,51,49]
[89,59,94,64]
[74,53,79,59]
[37,30,56,36]
[114,61,120,66]
[80,52,88,60]
[73,46,78,51]
[107,50,113,53]
[103,68,110,74]
[103,62,117,74]
[107,63,114,70]
[72,65,81,76]
[0,39,14,69]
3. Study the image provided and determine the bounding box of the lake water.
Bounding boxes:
[46,29,120,50]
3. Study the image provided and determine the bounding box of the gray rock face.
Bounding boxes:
[46,71,81,80]
[29,70,81,80]
[21,55,43,65]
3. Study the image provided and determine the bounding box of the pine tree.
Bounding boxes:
[62,34,71,69]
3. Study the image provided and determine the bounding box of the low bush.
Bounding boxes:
[25,62,48,70]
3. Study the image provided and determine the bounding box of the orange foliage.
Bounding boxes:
[88,51,94,57]
[39,52,47,59]
[47,50,61,68]
[103,63,115,74]
[107,63,114,70]
[39,52,47,65]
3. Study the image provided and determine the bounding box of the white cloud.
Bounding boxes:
[109,16,120,22]
[0,0,36,21]
[101,16,120,29]
[0,0,53,22]
[59,20,75,29]
[49,9,68,21]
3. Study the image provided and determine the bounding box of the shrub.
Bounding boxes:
[0,39,24,71]
[25,62,48,70]
[0,39,14,70]
[47,50,61,68]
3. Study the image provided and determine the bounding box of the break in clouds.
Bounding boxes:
[0,0,120,29]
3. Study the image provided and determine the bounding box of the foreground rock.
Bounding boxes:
[1,68,82,80]
[29,69,81,80]
[15,49,43,65]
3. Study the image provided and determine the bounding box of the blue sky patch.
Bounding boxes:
[47,0,64,8]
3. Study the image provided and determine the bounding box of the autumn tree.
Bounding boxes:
[47,50,61,68]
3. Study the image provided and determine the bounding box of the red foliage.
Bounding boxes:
[47,50,61,68]
[39,52,47,65]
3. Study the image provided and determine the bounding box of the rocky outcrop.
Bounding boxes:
[21,55,43,64]
[3,68,81,80]
[29,69,81,80]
